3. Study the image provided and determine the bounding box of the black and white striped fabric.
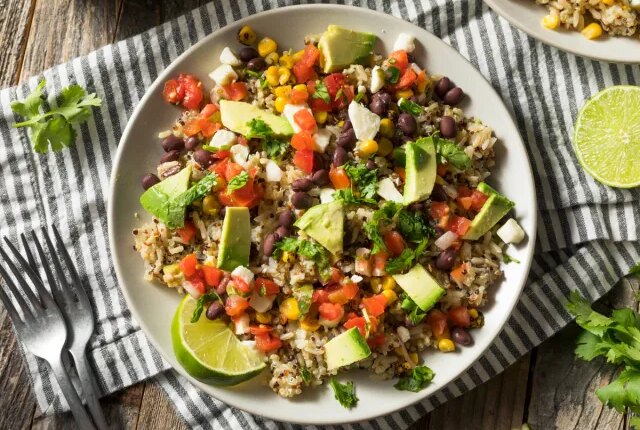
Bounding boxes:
[1,0,639,428]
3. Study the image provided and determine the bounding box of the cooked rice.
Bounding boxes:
[535,0,638,36]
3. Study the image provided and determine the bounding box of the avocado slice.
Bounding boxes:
[293,200,344,255]
[403,137,437,205]
[324,327,371,371]
[219,100,293,137]
[140,166,192,228]
[463,182,515,240]
[393,264,445,312]
[217,207,251,271]
[318,25,377,73]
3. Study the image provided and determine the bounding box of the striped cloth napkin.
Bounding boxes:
[1,0,639,428]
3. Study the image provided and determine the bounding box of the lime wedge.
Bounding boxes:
[573,85,640,188]
[171,296,266,386]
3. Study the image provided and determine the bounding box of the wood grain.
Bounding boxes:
[0,0,35,86]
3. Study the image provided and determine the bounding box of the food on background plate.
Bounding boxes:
[536,0,640,40]
[133,24,525,402]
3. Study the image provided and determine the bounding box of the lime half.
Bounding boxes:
[573,85,640,188]
[171,296,266,386]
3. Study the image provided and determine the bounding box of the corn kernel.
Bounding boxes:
[282,251,294,263]
[273,85,292,98]
[212,176,226,192]
[438,338,456,352]
[408,352,419,365]
[265,66,280,87]
[359,139,379,156]
[274,96,287,113]
[300,316,320,332]
[370,277,383,293]
[163,263,180,276]
[394,347,403,355]
[469,308,479,319]
[293,84,308,93]
[541,14,560,30]
[265,52,279,66]
[602,0,614,5]
[382,289,397,304]
[402,361,412,370]
[258,37,278,57]
[395,89,414,100]
[314,110,328,125]
[202,195,220,216]
[280,297,299,320]
[381,276,396,291]
[256,312,272,324]
[377,137,394,157]
[416,74,430,94]
[292,49,305,62]
[279,54,295,68]
[379,118,395,138]
[278,67,291,85]
[238,25,257,45]
[581,23,603,40]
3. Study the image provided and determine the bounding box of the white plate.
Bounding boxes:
[108,5,537,425]
[484,0,640,64]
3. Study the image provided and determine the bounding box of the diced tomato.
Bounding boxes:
[383,231,406,257]
[430,201,450,220]
[293,149,314,173]
[225,295,250,317]
[361,294,387,318]
[230,178,262,207]
[341,282,359,301]
[254,332,282,352]
[255,278,279,296]
[372,251,388,276]
[249,325,272,335]
[449,215,471,237]
[388,50,409,72]
[355,255,372,277]
[457,186,472,198]
[308,95,331,112]
[201,121,221,138]
[199,103,219,119]
[293,62,315,84]
[300,44,320,67]
[427,309,449,339]
[332,85,354,110]
[289,88,309,104]
[319,302,344,321]
[329,166,350,188]
[232,276,252,294]
[201,266,223,288]
[450,263,467,284]
[163,79,183,104]
[367,333,386,349]
[457,196,473,211]
[437,164,448,177]
[293,109,316,132]
[323,73,345,98]
[182,119,203,137]
[470,190,489,211]
[328,282,359,305]
[344,316,367,337]
[224,162,245,182]
[221,82,247,101]
[390,69,417,91]
[448,306,471,328]
[177,222,198,243]
[183,117,221,138]
[212,150,231,160]
[237,135,249,146]
[330,267,343,284]
[291,131,315,150]
[179,253,198,277]
[211,158,230,176]
[179,74,204,110]
[312,289,330,304]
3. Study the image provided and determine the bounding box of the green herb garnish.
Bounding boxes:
[344,162,378,200]
[385,239,428,274]
[503,253,521,264]
[386,66,400,84]
[333,188,376,206]
[312,80,330,104]
[300,367,312,385]
[394,365,435,392]
[400,293,427,325]
[191,291,221,323]
[329,378,358,408]
[397,210,435,243]
[435,135,471,170]
[364,202,403,253]
[292,284,313,316]
[227,171,249,192]
[11,79,102,153]
[246,118,289,160]
[630,262,640,279]
[174,173,218,208]
[398,97,423,116]
[245,69,262,78]
[274,237,331,280]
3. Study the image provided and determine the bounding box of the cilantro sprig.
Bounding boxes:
[191,291,222,323]
[11,79,102,153]
[246,118,289,160]
[311,80,330,104]
[274,237,331,280]
[394,365,435,392]
[329,378,358,408]
[385,238,428,274]
[227,171,249,192]
[434,135,471,170]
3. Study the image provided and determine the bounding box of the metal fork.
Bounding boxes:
[24,227,108,430]
[0,233,96,430]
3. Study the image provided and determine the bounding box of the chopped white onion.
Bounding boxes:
[265,160,282,182]
[182,280,202,299]
[435,231,458,250]
[234,314,250,335]
[249,291,276,313]
[497,218,526,244]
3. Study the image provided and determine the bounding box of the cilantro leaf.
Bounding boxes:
[344,162,378,200]
[394,365,435,392]
[329,378,358,408]
[274,237,331,280]
[385,239,428,274]
[191,291,221,323]
[174,173,218,208]
[364,202,403,254]
[400,293,426,325]
[566,291,613,337]
[596,368,640,413]
[312,80,330,104]
[227,171,249,192]
[435,136,471,170]
[292,284,313,316]
[245,118,289,160]
[333,188,376,206]
[11,79,102,153]
[300,367,312,385]
[397,210,435,243]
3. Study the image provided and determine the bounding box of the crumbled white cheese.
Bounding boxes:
[376,177,404,203]
[283,104,315,133]
[319,188,335,204]
[209,64,237,86]
[265,160,282,182]
[234,313,250,335]
[496,218,526,244]
[219,47,242,66]
[208,129,236,149]
[313,128,332,153]
[348,101,380,141]
[370,65,385,94]
[230,144,249,167]
[393,33,416,53]
[351,275,363,284]
[231,265,255,285]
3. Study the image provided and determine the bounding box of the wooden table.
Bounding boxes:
[0,1,635,428]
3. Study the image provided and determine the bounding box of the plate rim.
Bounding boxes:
[108,3,538,424]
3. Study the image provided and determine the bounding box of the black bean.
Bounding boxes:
[206,302,224,320]
[397,113,417,135]
[439,116,457,139]
[160,150,181,163]
[409,95,422,105]
[332,147,348,167]
[292,178,313,192]
[185,136,200,150]
[141,173,160,190]
[312,152,327,172]
[193,148,214,167]
[161,135,184,152]
[435,248,457,271]
[366,159,376,170]
[443,87,464,106]
[247,57,266,71]
[342,119,352,131]
[430,184,448,202]
[435,77,452,99]
[311,169,329,186]
[216,274,231,295]
[373,91,392,106]
[337,128,357,149]
[451,327,473,346]
[275,226,289,239]
[291,192,313,209]
[239,46,259,62]
[278,210,296,228]
[263,233,277,257]
[369,98,387,116]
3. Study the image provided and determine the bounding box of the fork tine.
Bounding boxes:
[0,262,35,319]
[0,243,43,312]
[0,283,25,325]
[29,232,65,308]
[3,238,56,309]
[50,226,89,304]
[41,228,76,303]
[20,233,38,273]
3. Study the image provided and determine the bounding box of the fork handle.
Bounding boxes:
[73,353,108,430]
[50,357,96,430]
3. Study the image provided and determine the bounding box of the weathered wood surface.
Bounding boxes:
[0,1,637,429]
